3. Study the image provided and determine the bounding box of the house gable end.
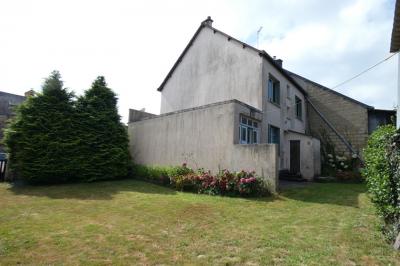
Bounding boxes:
[157,18,306,97]
[159,22,265,113]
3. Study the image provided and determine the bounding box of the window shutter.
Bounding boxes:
[268,79,273,101]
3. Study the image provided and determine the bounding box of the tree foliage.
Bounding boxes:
[363,124,399,242]
[75,76,131,181]
[4,71,131,183]
[4,71,78,183]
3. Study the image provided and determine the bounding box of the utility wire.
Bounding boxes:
[331,51,399,89]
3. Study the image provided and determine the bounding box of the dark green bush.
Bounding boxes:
[75,76,131,181]
[131,164,192,185]
[362,124,399,242]
[4,72,131,183]
[4,71,78,183]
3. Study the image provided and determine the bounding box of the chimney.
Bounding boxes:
[24,89,35,97]
[202,16,213,27]
[274,58,283,68]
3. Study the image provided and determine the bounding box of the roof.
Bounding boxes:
[368,108,396,114]
[128,99,262,124]
[0,91,26,101]
[286,70,374,110]
[157,17,307,96]
[391,0,400,52]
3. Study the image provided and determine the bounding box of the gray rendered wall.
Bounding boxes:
[285,131,320,180]
[160,27,263,114]
[129,100,278,192]
[261,59,307,170]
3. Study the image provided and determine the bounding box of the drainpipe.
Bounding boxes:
[397,53,400,129]
[305,96,363,163]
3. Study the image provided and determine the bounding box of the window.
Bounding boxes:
[268,75,280,105]
[286,85,291,99]
[268,125,280,149]
[239,115,259,144]
[295,96,302,120]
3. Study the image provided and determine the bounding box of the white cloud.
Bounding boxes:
[0,0,397,123]
[257,0,396,111]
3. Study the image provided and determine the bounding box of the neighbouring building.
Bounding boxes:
[288,71,395,158]
[0,90,31,151]
[128,17,321,191]
[390,0,400,129]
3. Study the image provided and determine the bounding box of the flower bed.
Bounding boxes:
[132,163,270,197]
[321,153,362,182]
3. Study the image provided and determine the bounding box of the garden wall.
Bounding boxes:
[128,100,279,192]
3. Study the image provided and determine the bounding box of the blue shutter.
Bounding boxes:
[268,79,273,101]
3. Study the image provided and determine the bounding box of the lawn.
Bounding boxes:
[0,180,399,265]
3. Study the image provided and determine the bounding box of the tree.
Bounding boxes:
[75,76,131,181]
[4,71,79,183]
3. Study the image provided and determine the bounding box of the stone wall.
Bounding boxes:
[290,74,369,156]
[0,92,26,152]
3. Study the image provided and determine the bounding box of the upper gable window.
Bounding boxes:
[295,96,303,120]
[268,75,280,106]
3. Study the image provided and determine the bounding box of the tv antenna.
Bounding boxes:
[257,26,263,48]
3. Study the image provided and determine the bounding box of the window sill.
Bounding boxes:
[268,100,281,108]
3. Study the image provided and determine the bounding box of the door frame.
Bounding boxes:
[290,140,301,174]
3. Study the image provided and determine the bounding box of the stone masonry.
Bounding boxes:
[290,73,371,157]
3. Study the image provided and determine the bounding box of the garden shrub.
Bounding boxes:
[75,76,131,182]
[318,128,362,181]
[4,71,131,183]
[170,172,199,192]
[4,71,78,183]
[131,164,193,185]
[362,124,399,242]
[132,164,270,197]
[335,170,362,183]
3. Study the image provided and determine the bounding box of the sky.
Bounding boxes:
[0,0,397,123]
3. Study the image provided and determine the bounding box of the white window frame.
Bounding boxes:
[268,75,280,106]
[239,115,260,144]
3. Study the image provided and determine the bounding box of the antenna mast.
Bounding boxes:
[257,26,263,48]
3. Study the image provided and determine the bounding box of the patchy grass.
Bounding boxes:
[0,180,399,265]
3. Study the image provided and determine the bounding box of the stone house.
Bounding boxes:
[128,17,321,191]
[0,90,31,151]
[288,71,395,158]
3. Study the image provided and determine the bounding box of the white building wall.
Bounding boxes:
[284,131,321,180]
[129,101,279,191]
[156,24,318,180]
[160,27,263,114]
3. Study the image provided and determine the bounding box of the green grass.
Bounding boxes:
[0,180,399,265]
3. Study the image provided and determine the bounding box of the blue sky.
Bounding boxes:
[0,0,397,122]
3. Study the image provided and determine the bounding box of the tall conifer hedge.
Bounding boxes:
[75,76,131,181]
[4,71,131,183]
